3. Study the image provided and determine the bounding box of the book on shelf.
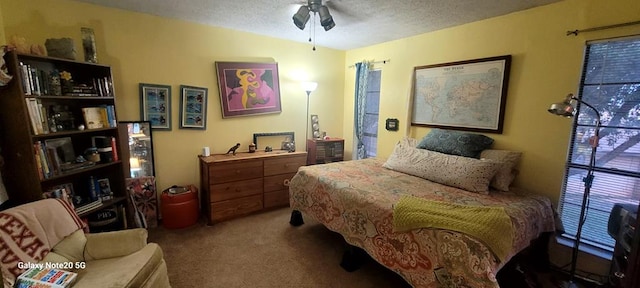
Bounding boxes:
[92,77,113,97]
[105,105,116,127]
[42,183,75,209]
[88,176,99,202]
[110,136,119,161]
[19,62,32,95]
[16,267,77,288]
[25,98,43,135]
[97,178,113,201]
[75,199,103,215]
[63,84,98,97]
[81,107,108,129]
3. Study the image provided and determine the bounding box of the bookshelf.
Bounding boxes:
[0,50,127,230]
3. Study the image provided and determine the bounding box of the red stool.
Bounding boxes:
[161,185,199,229]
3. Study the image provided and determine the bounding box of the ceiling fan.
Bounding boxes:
[292,0,336,31]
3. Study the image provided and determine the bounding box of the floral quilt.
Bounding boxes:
[289,158,555,288]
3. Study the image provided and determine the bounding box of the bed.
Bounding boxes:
[288,137,556,288]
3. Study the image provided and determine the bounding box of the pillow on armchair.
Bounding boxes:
[417,128,494,158]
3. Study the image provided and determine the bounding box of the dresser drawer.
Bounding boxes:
[209,160,263,183]
[264,155,306,176]
[264,173,296,193]
[211,178,263,202]
[264,190,289,208]
[211,195,263,222]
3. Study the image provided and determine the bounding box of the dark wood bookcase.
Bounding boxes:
[0,51,128,228]
[306,138,344,165]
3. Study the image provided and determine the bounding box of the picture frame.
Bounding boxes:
[252,132,295,150]
[179,85,208,129]
[139,83,171,130]
[97,178,113,201]
[385,118,399,131]
[410,55,511,134]
[215,61,282,118]
[44,137,75,164]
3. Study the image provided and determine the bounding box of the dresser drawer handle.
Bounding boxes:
[283,179,290,187]
[235,170,241,174]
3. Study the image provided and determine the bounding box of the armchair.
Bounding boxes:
[0,199,170,287]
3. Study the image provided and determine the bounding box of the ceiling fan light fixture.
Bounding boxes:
[293,6,310,30]
[318,5,335,31]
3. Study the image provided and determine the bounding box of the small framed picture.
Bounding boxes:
[385,118,399,131]
[179,85,208,129]
[97,178,113,201]
[140,83,171,130]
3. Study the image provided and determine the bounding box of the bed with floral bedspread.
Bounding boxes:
[288,158,555,288]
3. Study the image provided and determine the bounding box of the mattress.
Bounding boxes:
[289,158,555,288]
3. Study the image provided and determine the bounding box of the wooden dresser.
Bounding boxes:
[199,151,307,224]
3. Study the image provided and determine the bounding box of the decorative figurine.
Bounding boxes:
[265,146,273,152]
[226,143,241,155]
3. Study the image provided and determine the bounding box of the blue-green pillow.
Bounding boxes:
[416,129,494,158]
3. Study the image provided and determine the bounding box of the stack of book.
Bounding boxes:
[64,84,98,97]
[75,199,103,215]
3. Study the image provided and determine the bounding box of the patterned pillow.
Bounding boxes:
[398,136,419,147]
[416,128,494,158]
[383,143,502,194]
[480,149,522,191]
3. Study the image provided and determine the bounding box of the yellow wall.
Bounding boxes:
[0,4,5,44]
[344,0,640,205]
[0,0,345,192]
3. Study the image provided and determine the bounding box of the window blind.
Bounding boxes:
[559,36,640,251]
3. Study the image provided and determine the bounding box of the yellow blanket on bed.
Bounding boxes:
[393,195,514,261]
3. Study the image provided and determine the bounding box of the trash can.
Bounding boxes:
[161,185,199,229]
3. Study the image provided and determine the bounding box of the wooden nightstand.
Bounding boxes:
[306,138,344,165]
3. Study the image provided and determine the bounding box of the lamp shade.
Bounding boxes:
[301,81,318,93]
[548,93,576,118]
[293,6,310,30]
[318,6,335,31]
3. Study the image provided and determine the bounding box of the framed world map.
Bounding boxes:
[410,55,511,134]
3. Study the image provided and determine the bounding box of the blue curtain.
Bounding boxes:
[354,61,370,160]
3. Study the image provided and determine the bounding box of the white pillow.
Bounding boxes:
[383,143,502,194]
[398,136,419,148]
[480,149,522,191]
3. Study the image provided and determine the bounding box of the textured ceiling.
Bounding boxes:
[72,0,562,50]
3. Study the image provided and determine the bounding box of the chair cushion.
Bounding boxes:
[74,243,164,288]
[50,229,87,263]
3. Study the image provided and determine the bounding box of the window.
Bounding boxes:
[361,70,381,158]
[559,36,640,252]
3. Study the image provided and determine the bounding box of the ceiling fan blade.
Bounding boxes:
[324,0,360,21]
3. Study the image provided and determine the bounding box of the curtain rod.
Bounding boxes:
[567,20,640,36]
[348,59,390,68]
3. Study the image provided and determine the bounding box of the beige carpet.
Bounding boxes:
[148,207,410,288]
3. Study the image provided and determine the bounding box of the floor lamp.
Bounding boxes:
[301,82,318,141]
[548,93,601,288]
